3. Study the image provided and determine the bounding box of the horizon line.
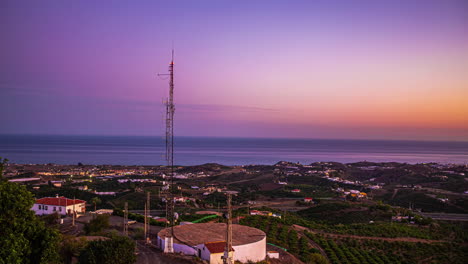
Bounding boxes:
[1,133,467,144]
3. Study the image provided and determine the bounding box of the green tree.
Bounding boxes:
[60,236,87,264]
[0,158,61,264]
[0,157,8,180]
[132,227,145,240]
[84,214,110,234]
[91,197,102,212]
[78,235,136,264]
[304,253,328,264]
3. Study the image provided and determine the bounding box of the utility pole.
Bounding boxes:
[72,196,76,227]
[146,191,151,243]
[58,196,61,222]
[144,203,147,239]
[223,193,233,264]
[124,202,128,236]
[165,197,169,228]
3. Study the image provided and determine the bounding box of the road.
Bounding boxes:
[419,212,468,221]
[292,224,445,244]
[136,241,195,264]
[130,210,166,215]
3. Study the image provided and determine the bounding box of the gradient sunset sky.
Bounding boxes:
[1,0,467,141]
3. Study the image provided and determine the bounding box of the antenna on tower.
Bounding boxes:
[158,49,176,252]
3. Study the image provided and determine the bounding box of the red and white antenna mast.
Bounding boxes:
[158,49,176,252]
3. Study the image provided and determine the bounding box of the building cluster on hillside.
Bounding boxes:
[4,164,162,179]
[162,171,211,179]
[249,210,281,218]
[395,184,422,189]
[324,175,383,190]
[357,166,395,171]
[333,188,368,199]
[202,185,226,196]
[117,178,157,183]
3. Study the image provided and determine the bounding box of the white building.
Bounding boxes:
[199,241,234,264]
[32,196,86,216]
[94,191,117,196]
[157,223,266,263]
[267,251,279,259]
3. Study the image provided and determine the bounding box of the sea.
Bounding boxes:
[0,134,467,166]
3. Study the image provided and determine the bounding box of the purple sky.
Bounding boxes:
[1,0,467,141]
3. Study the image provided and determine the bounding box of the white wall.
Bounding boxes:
[157,235,266,263]
[66,203,86,214]
[199,244,211,261]
[210,253,224,264]
[32,203,85,216]
[157,237,197,256]
[233,236,266,263]
[173,243,197,256]
[32,204,67,215]
[197,245,227,264]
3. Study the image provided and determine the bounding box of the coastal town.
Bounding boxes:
[2,160,467,263]
[5,161,466,211]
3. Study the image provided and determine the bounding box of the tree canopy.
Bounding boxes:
[0,158,61,264]
[78,235,136,264]
[84,214,110,235]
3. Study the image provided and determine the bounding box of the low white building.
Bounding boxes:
[267,251,279,259]
[94,191,117,196]
[32,196,86,216]
[157,223,266,263]
[199,241,234,264]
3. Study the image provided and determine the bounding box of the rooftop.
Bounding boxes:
[158,223,265,246]
[36,197,86,206]
[204,241,234,254]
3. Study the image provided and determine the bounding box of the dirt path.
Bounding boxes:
[136,241,198,264]
[294,228,330,262]
[391,188,399,199]
[292,225,445,244]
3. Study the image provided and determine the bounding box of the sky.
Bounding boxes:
[1,0,467,141]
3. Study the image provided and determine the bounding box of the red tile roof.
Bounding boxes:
[204,241,234,254]
[35,197,86,206]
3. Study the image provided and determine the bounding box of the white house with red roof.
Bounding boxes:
[199,241,234,264]
[32,196,86,216]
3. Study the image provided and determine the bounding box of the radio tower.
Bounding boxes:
[159,49,175,252]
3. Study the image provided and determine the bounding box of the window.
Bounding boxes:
[53,207,56,211]
[38,205,41,209]
[45,206,48,210]
[59,207,62,212]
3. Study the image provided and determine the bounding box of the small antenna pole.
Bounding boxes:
[146,191,151,243]
[223,193,233,264]
[72,196,76,227]
[124,202,128,236]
